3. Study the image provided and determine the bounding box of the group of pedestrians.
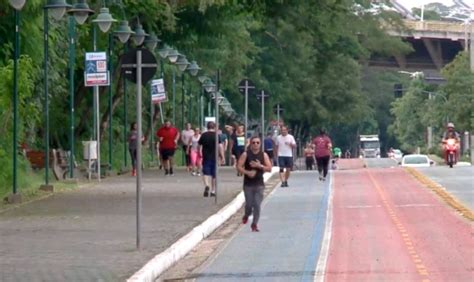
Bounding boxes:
[128,119,335,233]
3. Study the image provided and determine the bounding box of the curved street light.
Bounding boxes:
[9,0,26,10]
[145,33,161,51]
[67,0,94,24]
[187,60,201,77]
[132,23,148,46]
[167,49,180,63]
[92,7,116,33]
[9,0,27,202]
[44,0,71,20]
[176,55,190,72]
[158,44,173,59]
[42,0,71,190]
[114,20,134,43]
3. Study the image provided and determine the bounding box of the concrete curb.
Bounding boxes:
[127,167,280,282]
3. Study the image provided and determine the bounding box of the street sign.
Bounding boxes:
[120,48,157,85]
[238,79,255,95]
[151,79,167,104]
[84,52,109,87]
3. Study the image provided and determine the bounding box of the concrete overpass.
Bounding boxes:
[369,19,468,82]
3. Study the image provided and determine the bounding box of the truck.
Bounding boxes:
[359,134,381,158]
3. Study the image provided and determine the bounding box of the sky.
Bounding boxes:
[396,0,472,9]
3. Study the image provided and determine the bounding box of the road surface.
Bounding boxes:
[162,159,474,281]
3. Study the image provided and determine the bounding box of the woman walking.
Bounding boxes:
[128,122,139,176]
[312,129,332,181]
[188,127,202,176]
[237,136,272,232]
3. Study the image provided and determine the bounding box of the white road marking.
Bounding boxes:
[314,172,334,282]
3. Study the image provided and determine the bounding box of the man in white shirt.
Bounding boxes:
[275,126,296,187]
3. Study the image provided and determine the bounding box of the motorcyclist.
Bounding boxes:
[441,122,460,164]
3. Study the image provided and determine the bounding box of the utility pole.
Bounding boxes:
[470,23,474,165]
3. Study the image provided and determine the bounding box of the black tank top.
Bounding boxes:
[244,149,264,186]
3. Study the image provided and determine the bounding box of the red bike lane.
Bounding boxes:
[325,161,473,282]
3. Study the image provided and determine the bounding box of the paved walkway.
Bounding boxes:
[195,171,330,282]
[0,167,246,281]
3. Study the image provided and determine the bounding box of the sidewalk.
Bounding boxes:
[0,167,261,281]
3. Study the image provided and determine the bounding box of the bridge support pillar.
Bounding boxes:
[422,38,443,70]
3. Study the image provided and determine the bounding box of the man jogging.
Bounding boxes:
[275,126,296,187]
[156,120,180,176]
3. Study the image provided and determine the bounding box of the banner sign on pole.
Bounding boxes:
[84,52,110,87]
[151,78,167,104]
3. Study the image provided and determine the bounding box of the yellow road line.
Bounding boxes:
[405,167,473,221]
[367,170,430,280]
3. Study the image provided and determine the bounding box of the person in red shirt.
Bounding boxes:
[312,129,332,181]
[156,120,180,176]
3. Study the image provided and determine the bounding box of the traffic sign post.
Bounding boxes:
[121,47,157,250]
[273,103,283,129]
[238,79,255,138]
[257,90,270,150]
[84,51,110,183]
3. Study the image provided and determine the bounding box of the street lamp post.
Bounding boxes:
[167,49,179,125]
[91,7,117,180]
[470,22,474,165]
[41,0,72,191]
[8,0,27,202]
[144,33,160,164]
[66,0,94,180]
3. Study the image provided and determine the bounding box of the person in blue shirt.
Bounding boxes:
[263,132,274,165]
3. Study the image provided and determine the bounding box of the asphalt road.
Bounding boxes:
[416,165,474,210]
[163,159,473,282]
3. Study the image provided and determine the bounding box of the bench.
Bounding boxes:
[25,150,53,170]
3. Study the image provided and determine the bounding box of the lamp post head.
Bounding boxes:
[145,33,161,51]
[114,20,134,43]
[198,75,209,84]
[132,24,148,46]
[202,79,216,93]
[9,0,26,10]
[167,49,180,63]
[67,0,94,25]
[176,55,190,72]
[44,0,72,20]
[92,7,117,33]
[187,60,201,76]
[158,44,172,59]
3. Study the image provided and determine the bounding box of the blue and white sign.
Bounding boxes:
[84,52,109,87]
[151,78,167,104]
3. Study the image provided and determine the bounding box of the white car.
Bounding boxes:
[400,154,434,167]
[393,149,403,159]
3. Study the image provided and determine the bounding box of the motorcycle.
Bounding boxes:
[444,138,457,168]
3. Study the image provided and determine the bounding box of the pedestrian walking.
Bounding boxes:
[344,149,351,159]
[275,126,296,187]
[198,121,224,197]
[128,122,138,176]
[237,136,272,232]
[188,127,202,176]
[218,128,228,165]
[312,129,332,181]
[263,132,275,165]
[230,124,247,175]
[156,120,180,176]
[304,142,315,170]
[181,122,194,172]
